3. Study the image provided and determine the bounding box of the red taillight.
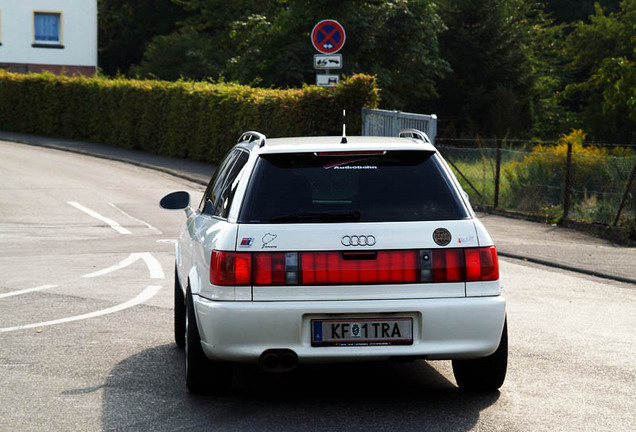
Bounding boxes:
[211,251,252,286]
[300,251,419,285]
[210,247,498,286]
[430,247,499,282]
[211,251,298,286]
[465,246,499,281]
[253,253,287,285]
[431,249,464,282]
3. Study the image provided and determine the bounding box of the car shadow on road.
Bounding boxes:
[101,344,500,431]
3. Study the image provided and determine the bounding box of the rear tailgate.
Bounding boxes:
[236,220,481,301]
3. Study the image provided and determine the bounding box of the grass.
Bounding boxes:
[444,146,635,226]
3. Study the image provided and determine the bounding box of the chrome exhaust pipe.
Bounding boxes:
[280,352,297,369]
[261,352,279,370]
[259,349,298,373]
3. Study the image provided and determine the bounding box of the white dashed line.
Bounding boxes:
[108,202,162,234]
[67,201,132,235]
[82,253,165,279]
[0,285,162,333]
[0,284,58,299]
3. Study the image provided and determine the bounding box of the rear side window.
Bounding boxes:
[238,151,469,223]
[200,150,249,218]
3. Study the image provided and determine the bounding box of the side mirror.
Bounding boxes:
[160,191,191,211]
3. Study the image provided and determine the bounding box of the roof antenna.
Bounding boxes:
[340,109,348,144]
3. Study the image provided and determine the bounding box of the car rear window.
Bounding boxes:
[238,151,469,223]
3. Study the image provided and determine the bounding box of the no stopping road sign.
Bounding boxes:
[311,19,346,54]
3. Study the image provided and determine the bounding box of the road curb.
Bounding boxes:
[498,251,636,285]
[0,132,209,186]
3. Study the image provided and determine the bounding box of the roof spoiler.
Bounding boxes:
[238,131,267,148]
[398,129,431,144]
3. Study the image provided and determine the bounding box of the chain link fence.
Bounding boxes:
[436,138,636,228]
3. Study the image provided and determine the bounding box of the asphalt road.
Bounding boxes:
[1,140,634,432]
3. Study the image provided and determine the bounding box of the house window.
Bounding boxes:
[33,12,63,47]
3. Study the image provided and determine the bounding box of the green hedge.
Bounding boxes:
[0,71,379,163]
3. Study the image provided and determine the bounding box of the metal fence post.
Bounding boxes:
[562,141,573,221]
[613,160,636,226]
[494,138,502,208]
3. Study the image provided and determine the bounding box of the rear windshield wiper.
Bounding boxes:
[269,210,361,223]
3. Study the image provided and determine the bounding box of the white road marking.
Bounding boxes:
[0,284,58,299]
[108,202,162,235]
[0,285,162,333]
[82,253,165,279]
[67,201,132,235]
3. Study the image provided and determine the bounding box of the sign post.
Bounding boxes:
[311,19,345,87]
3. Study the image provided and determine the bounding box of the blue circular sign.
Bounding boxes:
[311,20,346,54]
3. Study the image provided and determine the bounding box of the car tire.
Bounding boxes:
[185,289,233,394]
[174,266,186,349]
[452,319,508,391]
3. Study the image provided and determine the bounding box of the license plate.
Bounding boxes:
[311,317,413,347]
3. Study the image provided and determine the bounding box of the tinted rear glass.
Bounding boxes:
[238,151,469,223]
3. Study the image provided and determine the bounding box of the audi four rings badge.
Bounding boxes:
[341,235,376,246]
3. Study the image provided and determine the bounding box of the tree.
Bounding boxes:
[542,0,620,23]
[433,0,542,137]
[560,0,636,142]
[593,58,636,124]
[98,0,186,75]
[130,31,223,81]
[136,0,449,109]
[134,0,279,82]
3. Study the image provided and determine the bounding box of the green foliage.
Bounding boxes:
[559,0,636,143]
[136,0,448,111]
[561,1,635,77]
[543,0,621,23]
[563,57,636,142]
[98,0,186,75]
[434,0,542,137]
[502,129,635,214]
[94,0,636,144]
[130,31,224,81]
[524,12,574,139]
[0,71,379,163]
[132,0,273,81]
[592,57,636,123]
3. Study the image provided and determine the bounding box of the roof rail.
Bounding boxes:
[238,131,267,148]
[398,129,431,144]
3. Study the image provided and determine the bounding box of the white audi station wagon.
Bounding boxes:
[160,130,507,394]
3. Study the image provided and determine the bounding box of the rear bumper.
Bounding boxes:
[194,295,506,363]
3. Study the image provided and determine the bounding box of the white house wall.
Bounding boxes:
[0,0,97,74]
